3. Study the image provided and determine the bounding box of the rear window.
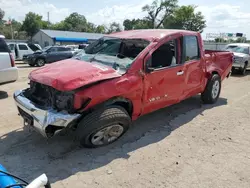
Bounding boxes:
[19,44,28,50]
[0,38,10,53]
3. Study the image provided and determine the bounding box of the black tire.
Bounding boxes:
[201,74,221,104]
[240,63,247,75]
[28,64,35,67]
[36,58,45,67]
[76,106,131,148]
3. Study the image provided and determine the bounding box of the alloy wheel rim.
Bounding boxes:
[212,80,220,99]
[91,124,124,146]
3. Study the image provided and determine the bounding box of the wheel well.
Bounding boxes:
[245,61,248,65]
[91,97,133,117]
[113,101,133,117]
[212,71,219,75]
[36,57,45,62]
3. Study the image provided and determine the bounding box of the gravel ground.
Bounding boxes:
[1,62,250,188]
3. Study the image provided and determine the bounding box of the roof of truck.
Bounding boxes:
[0,35,5,38]
[108,29,198,41]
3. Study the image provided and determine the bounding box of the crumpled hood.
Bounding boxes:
[233,52,247,58]
[29,59,122,91]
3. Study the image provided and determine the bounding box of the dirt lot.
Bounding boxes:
[1,62,250,188]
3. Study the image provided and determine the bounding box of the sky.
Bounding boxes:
[1,0,250,39]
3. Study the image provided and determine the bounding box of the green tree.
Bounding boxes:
[63,12,88,31]
[164,5,206,32]
[95,25,106,33]
[142,0,178,28]
[107,22,121,33]
[21,12,44,39]
[0,8,4,22]
[123,19,150,30]
[214,38,225,43]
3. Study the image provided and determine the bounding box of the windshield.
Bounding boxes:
[226,45,249,54]
[76,37,149,73]
[42,46,51,52]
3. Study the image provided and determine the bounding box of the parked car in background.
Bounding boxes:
[23,46,74,67]
[7,43,42,61]
[14,29,233,148]
[225,43,250,75]
[0,35,18,85]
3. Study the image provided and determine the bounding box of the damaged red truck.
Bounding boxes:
[14,29,233,148]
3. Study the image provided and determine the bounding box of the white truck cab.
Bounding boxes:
[7,43,42,60]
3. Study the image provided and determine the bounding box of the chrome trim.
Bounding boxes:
[14,90,81,137]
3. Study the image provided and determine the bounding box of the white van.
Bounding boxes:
[7,43,42,60]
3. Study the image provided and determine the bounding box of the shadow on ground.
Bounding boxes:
[0,96,227,184]
[16,65,34,69]
[0,91,8,99]
[231,69,250,77]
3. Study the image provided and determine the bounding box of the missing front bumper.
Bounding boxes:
[13,90,81,138]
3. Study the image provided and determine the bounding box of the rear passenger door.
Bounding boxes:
[0,38,11,71]
[181,35,204,99]
[57,47,72,61]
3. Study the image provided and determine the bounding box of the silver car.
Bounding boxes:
[225,43,250,75]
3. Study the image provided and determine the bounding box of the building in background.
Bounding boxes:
[32,29,104,48]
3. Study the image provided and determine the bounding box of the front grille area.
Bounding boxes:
[24,81,54,107]
[24,81,75,112]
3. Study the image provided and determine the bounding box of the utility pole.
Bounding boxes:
[47,12,50,23]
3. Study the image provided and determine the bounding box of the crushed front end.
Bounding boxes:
[13,81,81,138]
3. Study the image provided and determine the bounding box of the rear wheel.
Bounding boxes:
[201,74,221,104]
[76,106,131,148]
[36,58,45,67]
[240,63,247,75]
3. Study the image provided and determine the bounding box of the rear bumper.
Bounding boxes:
[0,67,18,85]
[13,90,81,138]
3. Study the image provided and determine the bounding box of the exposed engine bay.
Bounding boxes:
[23,81,75,113]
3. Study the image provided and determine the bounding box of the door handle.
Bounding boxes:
[177,70,184,76]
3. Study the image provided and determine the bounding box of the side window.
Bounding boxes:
[18,44,28,50]
[150,39,178,69]
[49,47,58,52]
[184,36,200,61]
[0,39,10,52]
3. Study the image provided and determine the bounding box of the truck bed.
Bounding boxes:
[204,50,233,80]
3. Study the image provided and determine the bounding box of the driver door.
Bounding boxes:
[46,47,58,63]
[142,35,185,115]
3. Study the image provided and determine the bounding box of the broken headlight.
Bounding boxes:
[54,92,74,112]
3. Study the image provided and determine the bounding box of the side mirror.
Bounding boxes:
[146,67,155,73]
[145,57,155,73]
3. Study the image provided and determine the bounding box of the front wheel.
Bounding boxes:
[240,63,247,75]
[36,58,45,67]
[76,106,131,148]
[201,74,221,104]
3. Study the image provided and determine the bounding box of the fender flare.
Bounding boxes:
[91,97,133,117]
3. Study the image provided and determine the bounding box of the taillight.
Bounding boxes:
[9,53,15,67]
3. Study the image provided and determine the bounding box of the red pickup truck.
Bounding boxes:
[14,29,233,148]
